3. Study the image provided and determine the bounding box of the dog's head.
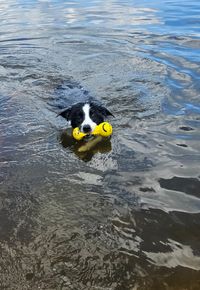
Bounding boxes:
[59,102,114,133]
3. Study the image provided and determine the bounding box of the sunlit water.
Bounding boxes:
[0,0,200,289]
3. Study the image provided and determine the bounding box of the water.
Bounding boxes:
[0,0,200,289]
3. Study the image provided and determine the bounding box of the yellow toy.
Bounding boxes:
[72,122,113,141]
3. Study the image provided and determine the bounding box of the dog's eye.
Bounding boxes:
[90,110,95,118]
[77,112,83,120]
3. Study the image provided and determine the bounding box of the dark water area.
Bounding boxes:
[0,0,200,289]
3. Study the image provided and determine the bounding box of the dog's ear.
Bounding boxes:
[100,106,114,117]
[92,103,114,117]
[58,107,72,120]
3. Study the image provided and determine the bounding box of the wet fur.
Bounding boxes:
[59,102,113,133]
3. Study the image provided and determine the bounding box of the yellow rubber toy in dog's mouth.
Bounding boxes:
[72,122,113,141]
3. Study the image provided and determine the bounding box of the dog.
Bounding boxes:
[58,102,114,134]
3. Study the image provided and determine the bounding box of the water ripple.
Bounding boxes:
[0,0,200,289]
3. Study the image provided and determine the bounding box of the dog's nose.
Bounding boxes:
[82,125,92,133]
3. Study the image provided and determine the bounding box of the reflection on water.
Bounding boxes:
[0,0,200,289]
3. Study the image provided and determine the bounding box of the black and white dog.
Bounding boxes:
[59,102,114,134]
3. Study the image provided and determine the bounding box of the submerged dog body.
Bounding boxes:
[59,102,113,133]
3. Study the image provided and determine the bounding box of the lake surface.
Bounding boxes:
[0,0,200,289]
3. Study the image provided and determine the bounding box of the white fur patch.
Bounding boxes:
[81,104,97,132]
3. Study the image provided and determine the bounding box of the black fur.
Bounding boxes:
[58,102,114,129]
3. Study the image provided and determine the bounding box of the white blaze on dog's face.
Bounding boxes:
[59,102,114,133]
[81,104,97,133]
